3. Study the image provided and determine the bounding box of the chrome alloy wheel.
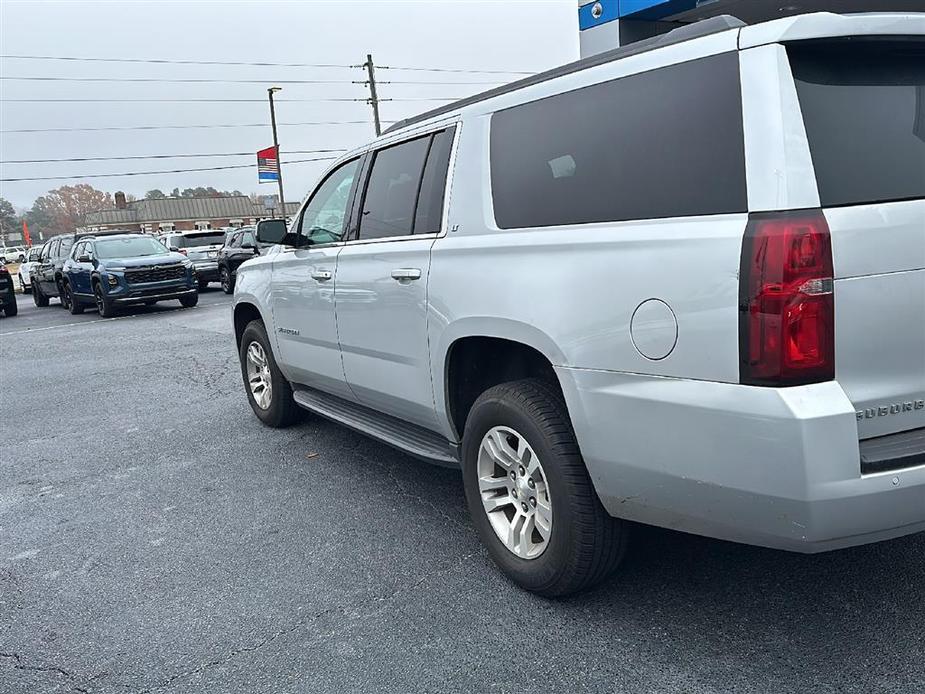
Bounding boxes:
[477,426,552,559]
[245,341,273,409]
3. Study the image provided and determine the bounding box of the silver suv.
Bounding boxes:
[233,13,925,596]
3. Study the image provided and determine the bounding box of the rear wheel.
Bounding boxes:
[197,277,209,291]
[3,298,17,317]
[94,283,115,318]
[57,279,70,310]
[239,320,303,428]
[461,378,627,597]
[179,292,198,308]
[65,283,84,315]
[220,266,235,294]
[33,281,49,307]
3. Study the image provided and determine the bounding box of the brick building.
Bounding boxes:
[83,192,299,234]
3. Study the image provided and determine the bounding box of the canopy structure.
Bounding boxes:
[578,0,924,55]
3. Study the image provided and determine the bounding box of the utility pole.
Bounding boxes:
[267,86,286,218]
[363,53,382,137]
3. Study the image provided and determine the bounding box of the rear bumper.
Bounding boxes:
[557,367,925,553]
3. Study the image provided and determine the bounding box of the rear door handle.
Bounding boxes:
[310,270,333,282]
[391,268,422,281]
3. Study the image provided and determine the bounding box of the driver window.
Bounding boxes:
[297,158,360,246]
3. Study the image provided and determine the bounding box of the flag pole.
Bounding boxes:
[267,87,286,219]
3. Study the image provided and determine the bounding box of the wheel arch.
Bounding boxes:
[439,320,568,441]
[233,301,272,349]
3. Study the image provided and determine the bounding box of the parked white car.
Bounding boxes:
[0,246,26,264]
[14,246,40,292]
[232,12,925,596]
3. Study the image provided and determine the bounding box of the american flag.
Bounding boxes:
[257,145,279,182]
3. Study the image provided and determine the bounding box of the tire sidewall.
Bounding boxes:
[239,321,295,427]
[461,389,584,593]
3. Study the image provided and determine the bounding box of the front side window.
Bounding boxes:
[359,136,430,241]
[58,237,74,258]
[297,158,360,245]
[489,52,747,229]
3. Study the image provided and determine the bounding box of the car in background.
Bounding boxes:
[16,246,41,293]
[61,233,199,317]
[216,225,264,294]
[157,230,225,290]
[31,229,133,308]
[0,246,26,264]
[0,265,17,317]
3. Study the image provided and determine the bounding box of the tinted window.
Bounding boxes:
[96,237,169,259]
[298,158,360,245]
[490,52,746,229]
[789,39,925,207]
[414,128,455,235]
[359,135,430,240]
[173,232,225,248]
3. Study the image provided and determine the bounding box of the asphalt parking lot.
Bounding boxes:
[2,289,924,694]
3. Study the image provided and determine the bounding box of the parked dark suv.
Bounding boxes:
[217,226,265,294]
[31,229,132,308]
[61,234,198,317]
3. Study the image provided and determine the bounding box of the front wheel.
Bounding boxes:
[3,299,17,317]
[220,266,235,294]
[239,320,303,428]
[461,379,627,597]
[94,283,116,317]
[18,274,30,294]
[179,292,198,308]
[197,277,210,291]
[57,280,71,310]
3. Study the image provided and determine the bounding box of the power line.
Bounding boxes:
[0,75,502,86]
[0,54,356,69]
[0,54,536,75]
[2,149,346,164]
[0,156,339,183]
[0,97,463,103]
[1,121,394,134]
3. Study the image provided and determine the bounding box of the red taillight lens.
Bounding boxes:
[739,210,835,386]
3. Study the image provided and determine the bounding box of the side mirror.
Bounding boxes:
[77,254,92,263]
[169,246,180,253]
[255,219,291,246]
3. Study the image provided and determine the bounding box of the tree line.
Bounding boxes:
[0,186,248,244]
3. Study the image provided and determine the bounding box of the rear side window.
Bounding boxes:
[360,135,431,240]
[490,52,746,229]
[414,127,456,235]
[789,39,925,207]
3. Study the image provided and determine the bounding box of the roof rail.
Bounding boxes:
[384,14,745,135]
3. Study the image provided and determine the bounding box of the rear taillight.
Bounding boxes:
[739,210,835,386]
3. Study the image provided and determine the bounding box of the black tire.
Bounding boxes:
[461,378,627,597]
[220,266,235,294]
[33,281,49,307]
[3,299,17,317]
[197,277,210,291]
[18,274,31,294]
[65,282,84,315]
[179,292,198,308]
[239,320,303,428]
[57,279,70,309]
[94,282,116,318]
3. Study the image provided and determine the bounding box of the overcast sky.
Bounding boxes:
[0,0,577,210]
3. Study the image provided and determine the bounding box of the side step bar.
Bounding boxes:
[292,387,459,467]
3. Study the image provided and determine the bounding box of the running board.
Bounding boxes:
[292,387,459,467]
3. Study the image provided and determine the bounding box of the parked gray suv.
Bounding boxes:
[232,13,925,596]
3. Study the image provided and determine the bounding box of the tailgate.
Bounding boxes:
[789,37,925,440]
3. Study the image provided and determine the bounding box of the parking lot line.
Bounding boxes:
[0,302,227,336]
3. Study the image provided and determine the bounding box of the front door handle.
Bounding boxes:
[391,268,422,282]
[310,270,333,282]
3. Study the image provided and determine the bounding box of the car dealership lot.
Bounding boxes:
[2,295,924,694]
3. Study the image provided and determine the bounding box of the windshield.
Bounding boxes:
[95,236,170,259]
[171,232,225,248]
